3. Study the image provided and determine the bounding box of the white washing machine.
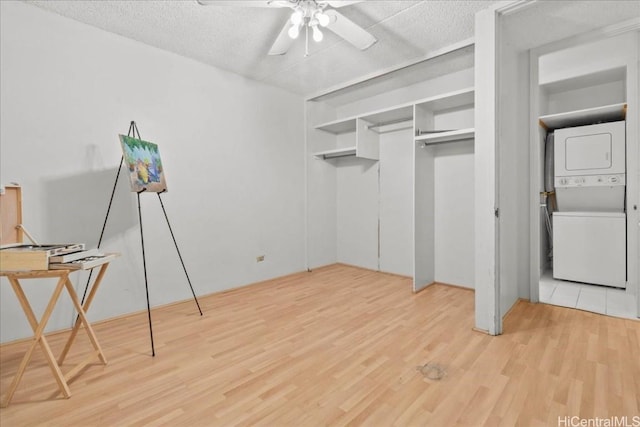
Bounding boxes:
[552,121,627,288]
[553,211,626,288]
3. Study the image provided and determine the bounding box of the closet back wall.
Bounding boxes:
[0,2,305,343]
[433,142,475,288]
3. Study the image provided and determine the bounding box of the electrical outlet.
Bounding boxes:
[256,255,265,262]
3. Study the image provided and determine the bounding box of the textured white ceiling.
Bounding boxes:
[26,0,497,97]
[24,1,639,98]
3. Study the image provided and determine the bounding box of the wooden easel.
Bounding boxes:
[86,121,202,357]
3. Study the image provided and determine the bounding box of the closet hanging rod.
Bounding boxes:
[418,138,473,147]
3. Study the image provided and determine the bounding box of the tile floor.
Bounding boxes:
[539,271,638,320]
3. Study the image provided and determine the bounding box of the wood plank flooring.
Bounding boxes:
[1,264,639,425]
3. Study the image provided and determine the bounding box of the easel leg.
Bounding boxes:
[76,121,157,356]
[137,191,155,357]
[80,121,135,305]
[157,192,203,315]
[80,156,124,306]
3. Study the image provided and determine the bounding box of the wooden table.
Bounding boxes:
[0,261,113,407]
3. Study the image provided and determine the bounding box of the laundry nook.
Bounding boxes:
[553,120,627,288]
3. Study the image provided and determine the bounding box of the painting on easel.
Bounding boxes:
[119,135,168,193]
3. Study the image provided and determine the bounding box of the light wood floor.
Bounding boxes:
[1,264,639,426]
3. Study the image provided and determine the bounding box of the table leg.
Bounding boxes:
[2,275,72,407]
[58,263,109,365]
[61,277,107,365]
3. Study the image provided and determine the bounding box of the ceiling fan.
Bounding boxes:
[197,0,377,56]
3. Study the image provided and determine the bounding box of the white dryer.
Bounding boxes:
[554,121,626,212]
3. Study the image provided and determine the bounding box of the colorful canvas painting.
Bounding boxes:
[119,135,168,193]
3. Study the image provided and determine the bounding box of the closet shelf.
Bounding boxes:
[415,128,475,144]
[367,119,413,134]
[361,106,414,129]
[314,87,475,135]
[315,104,414,135]
[414,87,475,110]
[313,147,357,160]
[539,102,626,131]
[315,118,357,135]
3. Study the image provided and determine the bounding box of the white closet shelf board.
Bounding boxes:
[415,128,475,144]
[361,105,414,128]
[368,120,414,135]
[315,104,414,135]
[315,118,357,135]
[414,87,475,111]
[539,102,627,130]
[313,147,356,159]
[314,88,475,136]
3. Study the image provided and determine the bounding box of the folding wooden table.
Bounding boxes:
[0,259,114,407]
[1,184,117,406]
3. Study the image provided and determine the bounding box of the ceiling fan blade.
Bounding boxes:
[324,1,363,8]
[268,20,296,55]
[324,9,376,51]
[197,0,295,7]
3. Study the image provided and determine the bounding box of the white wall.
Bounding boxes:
[545,80,626,115]
[306,101,339,269]
[433,141,475,287]
[336,158,379,270]
[539,34,636,86]
[0,2,305,343]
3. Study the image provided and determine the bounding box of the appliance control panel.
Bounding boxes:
[555,174,626,188]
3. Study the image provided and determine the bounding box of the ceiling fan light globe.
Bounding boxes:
[288,24,300,39]
[290,10,303,26]
[316,12,330,27]
[312,25,323,42]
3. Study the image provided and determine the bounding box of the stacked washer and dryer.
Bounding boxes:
[552,120,627,288]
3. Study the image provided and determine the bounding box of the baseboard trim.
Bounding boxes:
[434,281,475,292]
[333,262,412,280]
[413,281,436,293]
